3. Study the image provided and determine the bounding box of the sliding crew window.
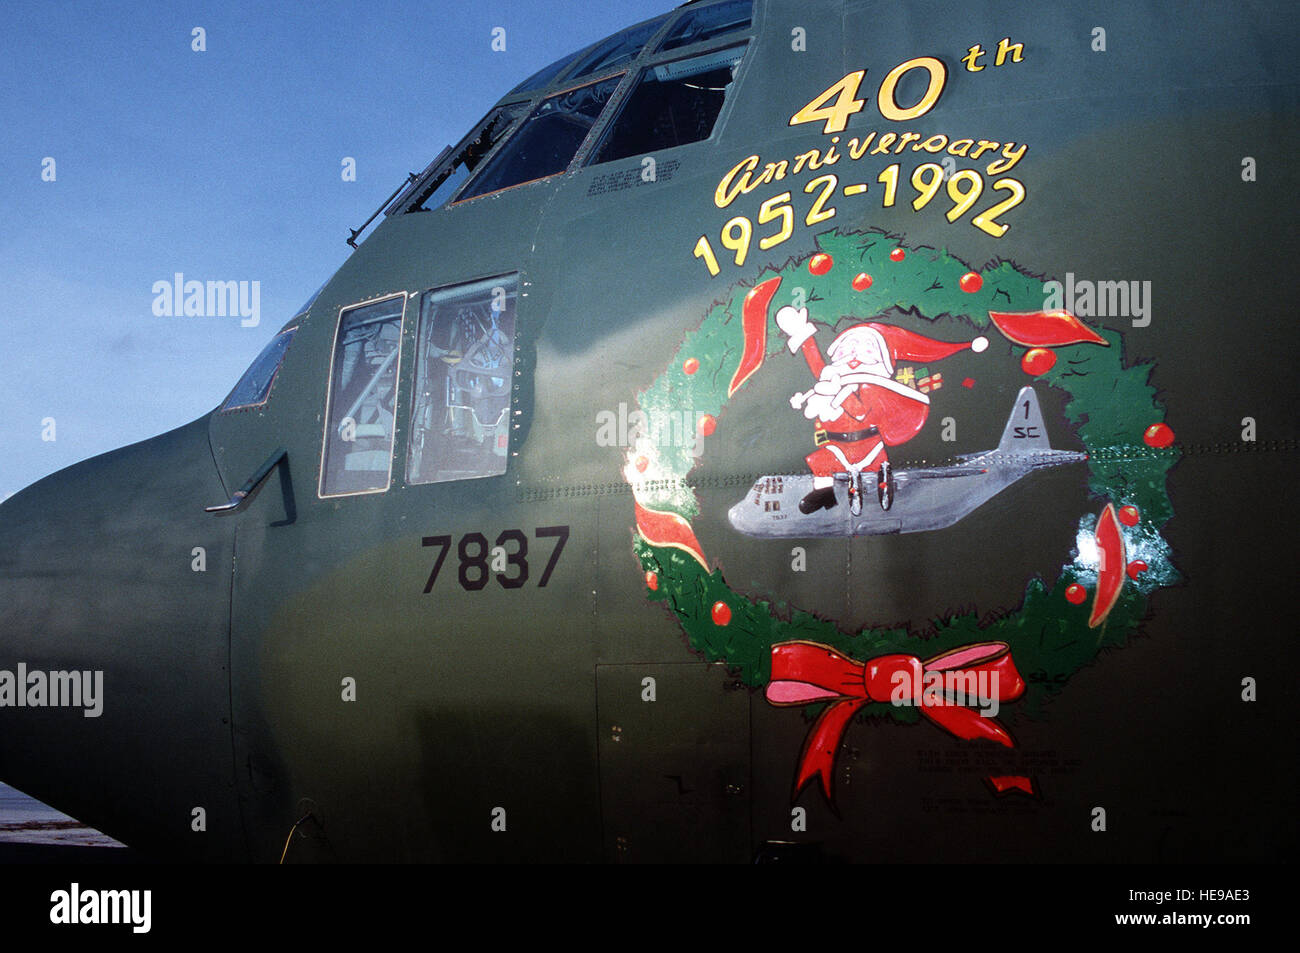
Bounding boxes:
[407,275,517,485]
[319,295,405,497]
[408,104,528,212]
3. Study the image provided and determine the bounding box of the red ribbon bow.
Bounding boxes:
[766,640,1026,803]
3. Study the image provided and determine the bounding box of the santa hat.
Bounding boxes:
[828,323,985,375]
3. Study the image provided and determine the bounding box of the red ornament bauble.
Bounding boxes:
[634,456,649,473]
[1143,423,1175,448]
[697,414,717,436]
[645,571,659,591]
[852,272,873,291]
[1021,348,1056,376]
[1065,583,1087,605]
[959,271,983,293]
[889,248,906,262]
[711,601,732,625]
[808,253,833,275]
[1118,505,1140,526]
[1126,560,1148,580]
[683,357,699,375]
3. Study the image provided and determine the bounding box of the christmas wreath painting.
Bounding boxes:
[624,228,1179,805]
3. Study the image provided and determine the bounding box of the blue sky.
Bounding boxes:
[0,0,680,500]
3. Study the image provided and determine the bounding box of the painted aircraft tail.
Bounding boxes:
[997,386,1052,453]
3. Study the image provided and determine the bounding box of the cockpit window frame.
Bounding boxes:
[506,10,675,99]
[404,273,520,488]
[449,72,628,205]
[394,0,758,210]
[656,0,754,54]
[556,15,670,87]
[582,41,750,168]
[394,103,531,215]
[317,292,409,500]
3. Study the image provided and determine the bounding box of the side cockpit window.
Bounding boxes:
[587,44,747,164]
[407,275,517,485]
[220,326,296,413]
[320,295,405,497]
[403,104,528,212]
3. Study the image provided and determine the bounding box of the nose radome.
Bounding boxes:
[0,416,245,860]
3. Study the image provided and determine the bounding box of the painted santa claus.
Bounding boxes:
[775,305,987,513]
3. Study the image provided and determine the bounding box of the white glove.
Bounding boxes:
[803,393,836,420]
[775,306,816,352]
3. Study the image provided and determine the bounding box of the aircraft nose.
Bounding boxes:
[0,417,245,859]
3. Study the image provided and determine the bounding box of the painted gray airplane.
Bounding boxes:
[1,0,1296,864]
[729,386,1086,536]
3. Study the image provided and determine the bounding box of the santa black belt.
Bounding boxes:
[815,426,880,446]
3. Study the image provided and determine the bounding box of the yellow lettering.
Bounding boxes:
[894,132,923,152]
[917,134,949,153]
[877,56,947,122]
[792,149,826,174]
[757,160,789,186]
[994,37,1024,66]
[969,139,1000,160]
[987,141,1027,175]
[869,132,898,155]
[789,70,867,134]
[715,154,760,209]
[947,138,974,157]
[847,134,875,159]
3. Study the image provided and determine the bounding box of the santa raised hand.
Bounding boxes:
[776,307,987,513]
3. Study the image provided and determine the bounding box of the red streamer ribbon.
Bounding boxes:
[1090,503,1126,628]
[634,500,707,568]
[987,775,1035,796]
[728,276,781,397]
[767,640,1026,803]
[988,309,1109,347]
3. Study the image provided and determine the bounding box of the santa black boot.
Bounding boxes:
[799,485,837,514]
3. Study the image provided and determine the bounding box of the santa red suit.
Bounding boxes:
[775,306,987,512]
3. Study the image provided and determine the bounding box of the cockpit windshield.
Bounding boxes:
[456,75,621,200]
[563,15,668,83]
[509,52,576,96]
[388,2,753,212]
[658,0,752,52]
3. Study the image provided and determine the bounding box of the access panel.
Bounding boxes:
[596,661,750,862]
